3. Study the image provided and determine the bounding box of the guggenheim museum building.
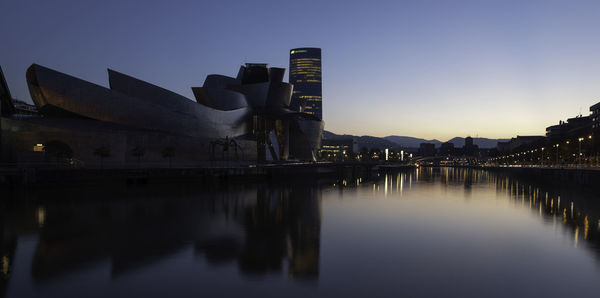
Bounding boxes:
[0,62,324,167]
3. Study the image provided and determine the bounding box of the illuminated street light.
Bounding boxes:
[579,137,584,166]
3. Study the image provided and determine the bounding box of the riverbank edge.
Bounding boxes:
[0,163,416,188]
[480,166,600,186]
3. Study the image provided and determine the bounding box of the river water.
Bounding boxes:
[1,167,599,297]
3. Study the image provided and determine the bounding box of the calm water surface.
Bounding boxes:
[1,168,600,297]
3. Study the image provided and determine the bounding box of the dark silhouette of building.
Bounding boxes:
[465,136,473,148]
[289,48,322,120]
[419,143,436,157]
[590,102,600,130]
[545,115,592,141]
[496,136,545,153]
[463,136,478,156]
[439,142,455,156]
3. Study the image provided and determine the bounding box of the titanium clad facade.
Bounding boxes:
[1,61,324,165]
[289,48,322,120]
[26,64,252,139]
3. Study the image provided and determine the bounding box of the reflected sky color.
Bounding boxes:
[2,0,600,139]
[2,169,600,297]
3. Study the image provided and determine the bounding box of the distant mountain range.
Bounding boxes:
[323,131,508,150]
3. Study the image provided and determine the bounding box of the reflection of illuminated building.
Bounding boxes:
[289,48,322,120]
[363,168,600,253]
[492,173,599,248]
[240,184,321,279]
[1,221,16,298]
[0,183,322,285]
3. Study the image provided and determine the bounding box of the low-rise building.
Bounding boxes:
[546,115,592,140]
[320,139,354,161]
[496,136,544,153]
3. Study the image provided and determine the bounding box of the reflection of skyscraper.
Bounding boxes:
[239,184,321,279]
[289,48,322,119]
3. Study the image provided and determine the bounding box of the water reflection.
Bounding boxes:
[0,181,323,297]
[342,167,600,259]
[2,168,600,297]
[492,173,600,252]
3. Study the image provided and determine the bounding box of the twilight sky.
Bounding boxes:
[2,0,600,141]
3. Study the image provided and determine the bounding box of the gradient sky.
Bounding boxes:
[2,0,600,141]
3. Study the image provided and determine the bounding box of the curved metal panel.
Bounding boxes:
[227,82,270,108]
[235,66,246,81]
[203,74,240,89]
[192,87,248,110]
[27,64,252,139]
[289,115,324,161]
[241,66,269,84]
[108,69,194,113]
[268,68,285,83]
[266,82,293,110]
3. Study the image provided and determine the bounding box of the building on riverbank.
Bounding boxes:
[0,63,324,168]
[545,115,592,141]
[492,100,600,166]
[319,139,356,161]
[496,136,545,153]
[591,102,600,130]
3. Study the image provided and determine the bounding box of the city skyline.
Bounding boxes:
[2,0,600,140]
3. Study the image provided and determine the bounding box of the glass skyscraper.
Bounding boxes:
[289,48,322,120]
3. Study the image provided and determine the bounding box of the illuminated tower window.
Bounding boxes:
[289,48,322,120]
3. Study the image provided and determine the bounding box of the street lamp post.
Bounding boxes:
[588,135,593,166]
[578,137,584,166]
[554,144,559,166]
[566,140,570,164]
[541,147,545,166]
